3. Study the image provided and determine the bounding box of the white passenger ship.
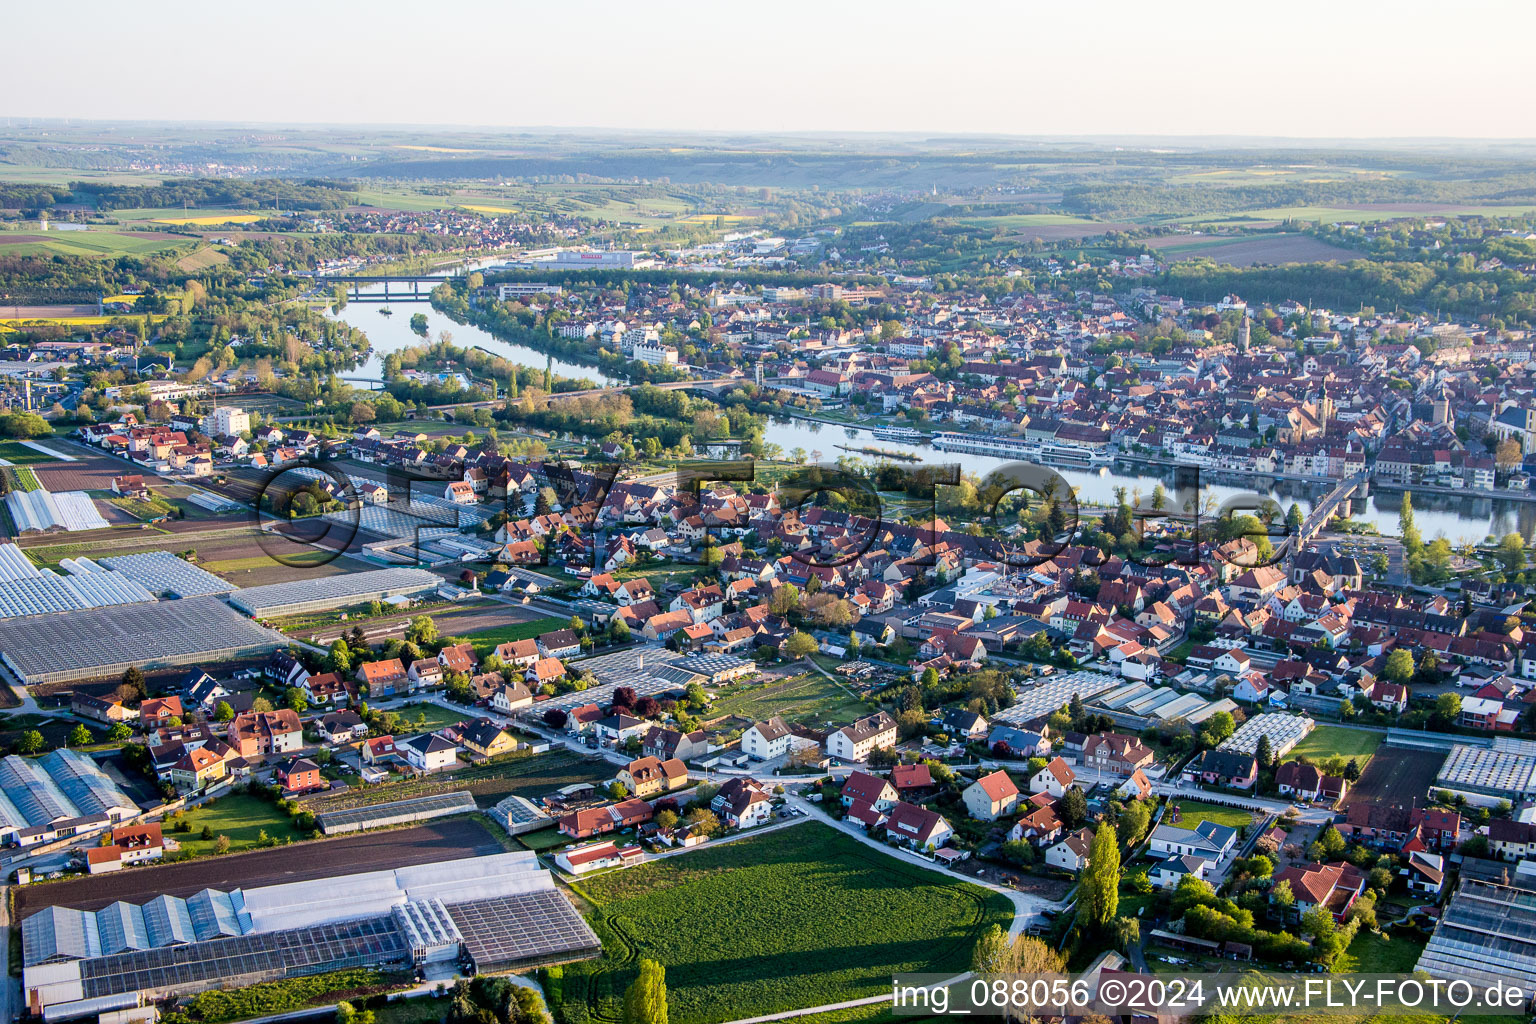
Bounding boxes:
[931,431,1113,467]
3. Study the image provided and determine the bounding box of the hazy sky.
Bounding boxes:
[10,0,1536,139]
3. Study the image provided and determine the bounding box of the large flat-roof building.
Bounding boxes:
[0,597,283,685]
[1435,743,1536,807]
[22,850,600,1020]
[1416,879,1536,998]
[227,568,441,618]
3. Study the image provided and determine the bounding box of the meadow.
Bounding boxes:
[456,616,570,657]
[1286,725,1384,767]
[1165,799,1259,831]
[169,792,308,857]
[554,823,1012,1024]
[707,672,868,727]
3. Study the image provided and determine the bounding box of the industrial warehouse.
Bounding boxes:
[21,850,601,1020]
[226,567,442,618]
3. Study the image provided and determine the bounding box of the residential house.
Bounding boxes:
[963,770,1021,821]
[275,756,325,795]
[883,801,954,851]
[1045,827,1095,872]
[827,711,898,762]
[227,709,303,759]
[619,755,688,798]
[1149,820,1239,861]
[399,733,458,774]
[842,770,899,812]
[712,777,774,828]
[461,719,520,759]
[1030,757,1076,798]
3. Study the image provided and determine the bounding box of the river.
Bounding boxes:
[324,260,1528,546]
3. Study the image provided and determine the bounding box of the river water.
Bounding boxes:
[325,263,1531,545]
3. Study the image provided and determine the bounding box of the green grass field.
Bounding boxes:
[1286,725,1384,766]
[557,823,1012,1024]
[109,496,176,520]
[1184,203,1536,226]
[0,229,191,257]
[1165,799,1259,832]
[1337,928,1426,973]
[707,672,868,727]
[0,442,63,465]
[170,792,307,857]
[455,616,570,657]
[392,701,474,732]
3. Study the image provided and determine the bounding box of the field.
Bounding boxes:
[0,712,91,749]
[456,616,569,656]
[109,495,177,520]
[31,450,142,491]
[1344,743,1444,809]
[1286,725,1385,767]
[0,442,67,465]
[300,748,617,811]
[3,465,40,492]
[1183,202,1536,226]
[0,229,189,257]
[1164,799,1261,831]
[14,816,502,918]
[1337,928,1427,974]
[169,791,307,857]
[708,671,868,726]
[557,823,1012,1024]
[1142,232,1356,265]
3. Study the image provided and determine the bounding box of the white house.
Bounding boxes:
[1029,757,1075,798]
[1148,821,1238,860]
[742,717,793,760]
[555,840,643,875]
[399,733,458,774]
[826,712,897,762]
[1150,853,1213,890]
[1044,828,1094,872]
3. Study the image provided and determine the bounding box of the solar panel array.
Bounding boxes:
[447,890,601,972]
[228,567,441,616]
[317,790,476,834]
[0,596,280,683]
[79,915,408,1000]
[99,550,237,598]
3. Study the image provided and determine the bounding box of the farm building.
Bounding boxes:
[488,794,554,836]
[0,749,142,846]
[316,791,477,836]
[1416,879,1536,998]
[991,671,1122,724]
[21,850,600,1020]
[0,543,155,620]
[0,597,284,685]
[98,551,236,598]
[227,568,441,618]
[1217,713,1314,758]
